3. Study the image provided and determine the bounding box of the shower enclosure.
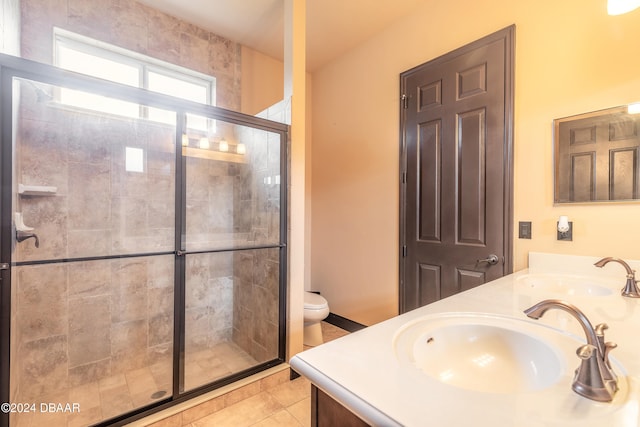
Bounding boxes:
[0,54,288,427]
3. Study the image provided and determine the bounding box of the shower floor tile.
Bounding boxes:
[14,324,349,427]
[12,340,258,427]
[183,341,257,391]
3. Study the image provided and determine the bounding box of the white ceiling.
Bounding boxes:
[137,0,425,71]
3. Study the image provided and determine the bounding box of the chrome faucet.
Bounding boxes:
[524,299,618,402]
[16,230,40,248]
[594,257,640,298]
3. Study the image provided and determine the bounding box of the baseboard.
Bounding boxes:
[306,291,367,332]
[324,313,367,333]
[290,368,300,380]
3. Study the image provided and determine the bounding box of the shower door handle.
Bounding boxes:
[476,254,499,266]
[0,263,8,283]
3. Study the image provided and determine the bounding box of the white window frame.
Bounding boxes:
[52,28,217,129]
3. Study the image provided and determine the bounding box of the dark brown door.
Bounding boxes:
[399,26,515,313]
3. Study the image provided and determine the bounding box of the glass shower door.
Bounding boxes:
[9,77,177,426]
[1,57,288,427]
[181,114,285,392]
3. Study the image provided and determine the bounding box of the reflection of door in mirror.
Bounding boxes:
[554,105,640,203]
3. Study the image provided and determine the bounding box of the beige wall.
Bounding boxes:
[310,0,640,325]
[284,0,307,359]
[241,46,284,115]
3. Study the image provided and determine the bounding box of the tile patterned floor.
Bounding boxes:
[304,321,351,351]
[187,376,312,427]
[182,322,350,427]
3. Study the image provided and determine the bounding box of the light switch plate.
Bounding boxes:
[518,221,532,239]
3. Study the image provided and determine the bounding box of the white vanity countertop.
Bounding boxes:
[289,253,640,426]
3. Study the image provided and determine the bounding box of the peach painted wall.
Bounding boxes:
[241,46,284,116]
[310,0,640,325]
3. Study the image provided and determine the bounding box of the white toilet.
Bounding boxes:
[303,291,330,346]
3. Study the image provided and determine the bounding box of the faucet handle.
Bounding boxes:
[594,323,618,383]
[604,342,617,368]
[595,323,608,334]
[595,323,608,338]
[595,323,608,347]
[603,342,619,385]
[576,343,596,360]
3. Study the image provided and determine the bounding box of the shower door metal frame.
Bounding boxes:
[0,53,289,427]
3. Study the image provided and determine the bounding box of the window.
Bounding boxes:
[53,28,216,132]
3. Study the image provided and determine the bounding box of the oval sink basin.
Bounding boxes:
[516,274,615,297]
[393,314,567,393]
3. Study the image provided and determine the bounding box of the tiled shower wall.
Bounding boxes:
[10,0,284,412]
[12,86,283,404]
[232,248,280,363]
[13,257,175,401]
[13,82,178,401]
[20,0,241,111]
[16,93,177,263]
[182,127,281,363]
[13,90,285,402]
[231,119,284,362]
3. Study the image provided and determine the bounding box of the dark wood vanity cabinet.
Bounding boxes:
[311,385,370,427]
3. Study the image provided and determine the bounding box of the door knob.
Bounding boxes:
[477,254,499,265]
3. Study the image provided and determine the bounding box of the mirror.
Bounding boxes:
[554,103,640,203]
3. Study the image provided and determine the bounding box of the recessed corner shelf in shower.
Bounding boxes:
[18,183,58,196]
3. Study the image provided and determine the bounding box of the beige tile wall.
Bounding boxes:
[231,121,283,362]
[13,80,284,409]
[13,80,177,405]
[11,2,286,422]
[20,0,241,111]
[13,256,175,401]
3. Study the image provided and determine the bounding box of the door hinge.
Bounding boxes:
[402,246,407,257]
[401,94,408,109]
[401,171,407,184]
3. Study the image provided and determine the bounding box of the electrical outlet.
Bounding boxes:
[518,221,532,239]
[557,221,573,241]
